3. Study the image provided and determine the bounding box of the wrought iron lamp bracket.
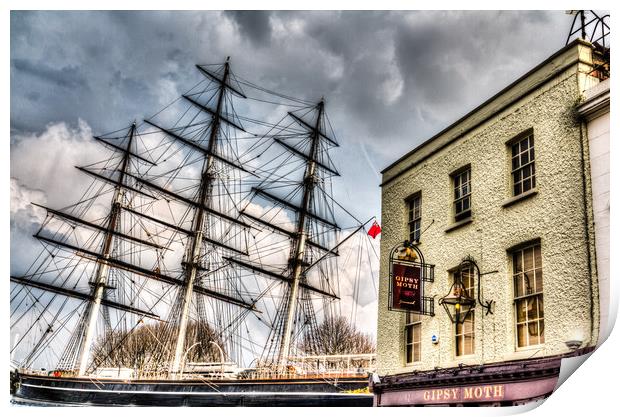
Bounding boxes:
[462,255,494,316]
[438,256,494,324]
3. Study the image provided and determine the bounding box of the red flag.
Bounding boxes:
[367,221,382,239]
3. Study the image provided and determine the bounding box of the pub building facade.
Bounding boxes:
[372,38,609,407]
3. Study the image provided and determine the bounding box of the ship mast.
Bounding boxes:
[277,100,324,368]
[169,58,231,376]
[77,123,136,376]
[12,59,371,376]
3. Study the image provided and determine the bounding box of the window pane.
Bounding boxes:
[511,135,535,196]
[527,299,539,321]
[513,244,543,347]
[455,268,475,356]
[453,168,471,222]
[409,196,421,242]
[531,332,543,345]
[515,274,524,297]
[538,296,544,318]
[535,269,543,293]
[464,317,474,333]
[524,247,534,271]
[521,151,529,166]
[513,252,522,273]
[464,335,474,355]
[405,317,421,363]
[514,182,522,196]
[529,325,540,345]
[517,323,527,347]
[516,299,527,322]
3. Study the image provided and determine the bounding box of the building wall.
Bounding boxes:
[579,79,610,340]
[377,43,600,376]
[589,112,610,338]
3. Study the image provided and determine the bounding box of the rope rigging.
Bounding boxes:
[11,58,379,377]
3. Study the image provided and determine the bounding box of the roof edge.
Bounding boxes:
[380,38,593,177]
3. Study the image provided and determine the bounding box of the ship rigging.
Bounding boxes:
[10,58,379,384]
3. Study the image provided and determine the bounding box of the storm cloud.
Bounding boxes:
[11,11,576,336]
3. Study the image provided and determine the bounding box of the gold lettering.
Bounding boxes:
[474,387,483,398]
[483,386,492,398]
[463,387,473,399]
[423,391,430,401]
[451,388,459,400]
[493,385,504,398]
[444,389,451,399]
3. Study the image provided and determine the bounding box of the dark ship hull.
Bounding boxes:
[12,372,373,407]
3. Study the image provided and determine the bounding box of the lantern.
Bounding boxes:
[438,256,493,324]
[438,279,476,324]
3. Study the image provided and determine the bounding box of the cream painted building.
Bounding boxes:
[372,39,609,406]
[577,78,610,342]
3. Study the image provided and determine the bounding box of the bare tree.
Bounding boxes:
[91,321,224,372]
[298,316,375,355]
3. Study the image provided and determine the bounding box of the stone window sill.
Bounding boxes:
[445,217,473,233]
[502,346,544,362]
[502,188,538,208]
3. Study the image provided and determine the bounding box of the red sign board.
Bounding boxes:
[376,377,558,406]
[390,263,422,312]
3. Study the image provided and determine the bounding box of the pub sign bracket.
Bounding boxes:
[388,240,435,316]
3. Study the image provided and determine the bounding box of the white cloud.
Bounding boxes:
[11,119,103,209]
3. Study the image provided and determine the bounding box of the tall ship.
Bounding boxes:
[10,58,378,406]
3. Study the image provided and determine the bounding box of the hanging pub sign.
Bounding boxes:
[388,241,435,315]
[391,263,422,311]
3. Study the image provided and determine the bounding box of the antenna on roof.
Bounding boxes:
[565,10,610,48]
[565,10,611,81]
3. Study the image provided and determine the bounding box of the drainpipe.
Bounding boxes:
[578,120,596,347]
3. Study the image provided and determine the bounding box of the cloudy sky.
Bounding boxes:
[10,10,576,206]
[10,10,579,336]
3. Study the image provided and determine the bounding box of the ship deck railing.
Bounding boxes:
[14,352,377,381]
